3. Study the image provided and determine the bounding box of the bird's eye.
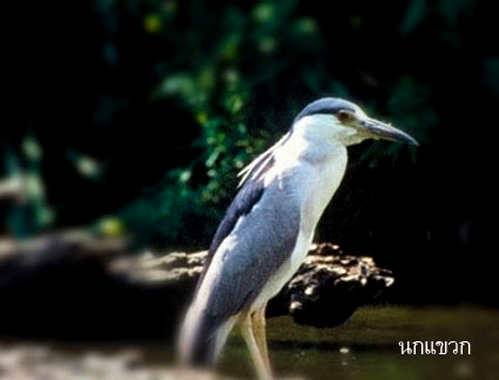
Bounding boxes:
[336,110,353,123]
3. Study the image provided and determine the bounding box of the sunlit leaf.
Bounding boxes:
[22,135,43,161]
[144,14,162,34]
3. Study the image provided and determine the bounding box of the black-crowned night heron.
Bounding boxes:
[178,98,417,379]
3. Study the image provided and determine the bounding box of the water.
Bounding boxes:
[217,305,499,379]
[1,306,497,379]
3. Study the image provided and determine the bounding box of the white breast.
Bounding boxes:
[252,136,348,310]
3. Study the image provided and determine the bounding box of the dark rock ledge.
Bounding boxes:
[0,233,393,340]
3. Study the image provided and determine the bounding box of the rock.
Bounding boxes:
[269,244,394,327]
[0,234,393,339]
[116,243,394,328]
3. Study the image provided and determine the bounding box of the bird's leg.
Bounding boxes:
[240,312,273,380]
[252,304,271,373]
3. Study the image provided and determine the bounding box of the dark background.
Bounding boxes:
[3,0,497,306]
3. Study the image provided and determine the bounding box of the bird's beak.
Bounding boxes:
[361,118,419,146]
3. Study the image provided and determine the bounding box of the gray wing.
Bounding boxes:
[198,174,300,324]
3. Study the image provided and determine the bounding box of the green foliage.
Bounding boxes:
[2,135,54,237]
[401,0,476,33]
[483,57,499,98]
[400,0,428,34]
[4,0,498,256]
[119,0,332,246]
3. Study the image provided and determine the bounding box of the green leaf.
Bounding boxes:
[400,0,427,34]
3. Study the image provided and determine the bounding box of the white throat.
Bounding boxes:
[292,114,369,147]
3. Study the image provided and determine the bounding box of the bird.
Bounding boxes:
[178,97,417,379]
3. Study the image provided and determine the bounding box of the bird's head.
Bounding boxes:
[292,98,418,147]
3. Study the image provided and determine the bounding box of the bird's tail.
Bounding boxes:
[177,299,234,368]
[178,306,216,367]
